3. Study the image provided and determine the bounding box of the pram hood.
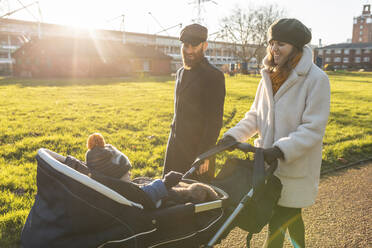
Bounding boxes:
[21,148,229,248]
[21,149,158,248]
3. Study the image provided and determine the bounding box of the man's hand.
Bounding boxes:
[197,159,209,175]
[163,171,183,189]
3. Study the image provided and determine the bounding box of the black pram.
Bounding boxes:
[21,142,281,248]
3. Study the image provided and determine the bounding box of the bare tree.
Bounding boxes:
[220,4,285,72]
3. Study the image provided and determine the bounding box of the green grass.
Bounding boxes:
[0,71,371,246]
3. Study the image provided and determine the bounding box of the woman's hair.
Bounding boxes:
[266,43,302,73]
[87,133,106,150]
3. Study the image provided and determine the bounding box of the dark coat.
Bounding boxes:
[163,58,225,178]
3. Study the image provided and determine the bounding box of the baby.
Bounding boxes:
[85,133,219,206]
[85,133,182,208]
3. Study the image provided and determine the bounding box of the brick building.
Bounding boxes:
[12,36,172,77]
[0,18,252,76]
[352,4,372,43]
[313,4,372,71]
[314,43,372,71]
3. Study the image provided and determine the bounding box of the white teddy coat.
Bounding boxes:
[224,45,330,208]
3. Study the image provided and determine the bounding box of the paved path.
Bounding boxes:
[216,162,372,248]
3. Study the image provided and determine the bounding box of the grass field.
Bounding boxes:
[0,71,371,246]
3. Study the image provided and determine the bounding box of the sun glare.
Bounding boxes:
[42,0,104,30]
[61,14,101,30]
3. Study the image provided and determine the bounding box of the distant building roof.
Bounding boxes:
[0,18,246,47]
[317,42,372,49]
[13,36,171,60]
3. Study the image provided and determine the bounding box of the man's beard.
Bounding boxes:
[182,48,204,69]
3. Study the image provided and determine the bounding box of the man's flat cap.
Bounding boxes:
[180,23,208,46]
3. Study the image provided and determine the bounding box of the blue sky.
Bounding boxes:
[1,0,368,46]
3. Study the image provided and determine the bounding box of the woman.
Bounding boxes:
[219,19,330,247]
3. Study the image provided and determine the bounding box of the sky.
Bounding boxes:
[0,0,368,46]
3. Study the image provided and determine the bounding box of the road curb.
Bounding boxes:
[321,157,372,176]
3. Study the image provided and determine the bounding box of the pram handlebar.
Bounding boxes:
[235,143,256,153]
[183,141,255,179]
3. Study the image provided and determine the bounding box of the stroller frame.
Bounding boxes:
[184,141,277,247]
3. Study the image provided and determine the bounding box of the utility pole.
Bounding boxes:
[0,1,42,38]
[189,0,217,24]
[0,0,42,75]
[148,12,182,50]
[106,14,125,43]
[120,14,125,44]
[148,12,170,36]
[155,23,182,35]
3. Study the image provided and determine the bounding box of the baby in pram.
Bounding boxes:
[78,133,219,207]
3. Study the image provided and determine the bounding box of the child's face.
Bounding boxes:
[120,171,131,182]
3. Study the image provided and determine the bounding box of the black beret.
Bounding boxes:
[267,18,312,49]
[180,23,208,46]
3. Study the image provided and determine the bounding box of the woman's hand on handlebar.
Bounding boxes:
[217,135,237,151]
[263,146,284,165]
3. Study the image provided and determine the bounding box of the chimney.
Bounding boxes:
[363,4,371,15]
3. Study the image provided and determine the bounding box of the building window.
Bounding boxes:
[46,58,52,68]
[344,49,349,54]
[326,49,331,54]
[343,57,349,63]
[367,18,372,24]
[363,57,370,62]
[325,57,331,62]
[364,49,370,54]
[354,18,357,24]
[360,31,363,35]
[359,37,363,42]
[335,49,341,54]
[0,52,8,58]
[334,57,341,62]
[143,60,151,72]
[317,50,323,56]
[355,57,361,63]
[360,25,363,29]
[355,49,361,55]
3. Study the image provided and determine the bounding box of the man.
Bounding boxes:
[162,23,226,181]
